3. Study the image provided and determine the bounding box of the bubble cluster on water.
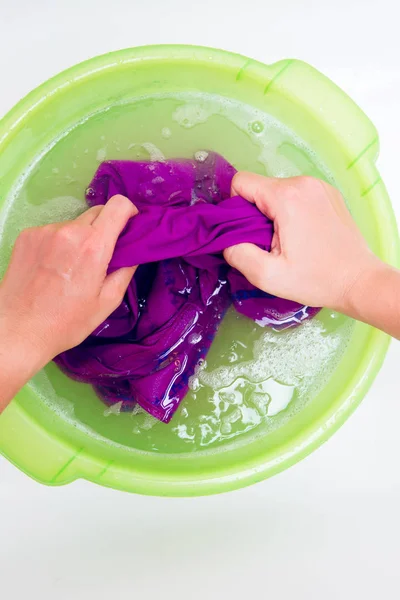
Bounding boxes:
[199,320,344,396]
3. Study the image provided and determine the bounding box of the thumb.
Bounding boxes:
[100,266,137,313]
[224,243,274,291]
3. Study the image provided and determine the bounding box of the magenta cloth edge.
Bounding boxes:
[55,153,319,423]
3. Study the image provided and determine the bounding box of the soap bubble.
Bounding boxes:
[250,120,264,134]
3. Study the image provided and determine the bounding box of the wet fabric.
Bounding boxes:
[55,153,318,422]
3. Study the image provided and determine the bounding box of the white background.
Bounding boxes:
[1,0,400,598]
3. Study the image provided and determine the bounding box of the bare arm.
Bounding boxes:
[0,195,137,412]
[224,173,400,339]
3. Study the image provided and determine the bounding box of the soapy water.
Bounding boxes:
[0,90,352,453]
[167,315,351,449]
[26,309,352,454]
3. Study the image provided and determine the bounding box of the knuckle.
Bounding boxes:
[282,176,320,207]
[54,224,79,245]
[296,175,323,195]
[300,174,315,185]
[88,205,102,216]
[41,223,58,238]
[297,175,315,186]
[84,235,103,257]
[16,227,33,242]
[15,226,39,247]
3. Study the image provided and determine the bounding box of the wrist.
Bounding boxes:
[339,255,393,322]
[0,313,51,382]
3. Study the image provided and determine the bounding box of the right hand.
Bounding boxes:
[223,172,381,312]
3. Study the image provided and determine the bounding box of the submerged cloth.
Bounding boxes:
[55,152,318,422]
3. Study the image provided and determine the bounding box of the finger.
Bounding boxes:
[92,194,138,254]
[75,205,103,225]
[224,243,275,291]
[231,172,279,219]
[100,266,138,312]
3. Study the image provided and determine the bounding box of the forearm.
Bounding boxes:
[342,258,400,339]
[0,367,31,413]
[0,318,48,412]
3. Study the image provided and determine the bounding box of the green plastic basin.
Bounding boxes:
[0,45,398,496]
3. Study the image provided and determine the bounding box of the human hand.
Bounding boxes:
[0,194,137,369]
[224,173,380,313]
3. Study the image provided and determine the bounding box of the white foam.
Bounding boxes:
[172,104,210,129]
[188,332,202,345]
[220,421,232,434]
[141,415,157,431]
[141,142,165,162]
[96,147,107,162]
[28,370,75,420]
[103,401,123,417]
[131,404,144,416]
[188,376,200,391]
[199,320,348,406]
[265,381,295,416]
[194,150,209,163]
[161,127,172,139]
[173,423,195,440]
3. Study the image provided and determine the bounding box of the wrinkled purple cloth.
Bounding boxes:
[55,153,318,422]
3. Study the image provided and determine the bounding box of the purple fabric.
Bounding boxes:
[55,153,318,423]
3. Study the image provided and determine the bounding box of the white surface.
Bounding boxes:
[1,1,400,598]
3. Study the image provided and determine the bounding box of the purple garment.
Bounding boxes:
[55,153,318,423]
